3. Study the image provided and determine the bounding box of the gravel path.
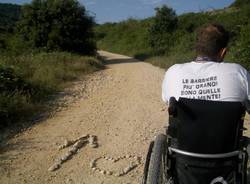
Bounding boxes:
[0,51,168,184]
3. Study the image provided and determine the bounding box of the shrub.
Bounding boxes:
[0,65,31,93]
[148,5,178,55]
[17,0,96,54]
[0,3,21,32]
[0,38,6,50]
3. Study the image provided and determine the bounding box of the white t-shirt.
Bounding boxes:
[162,61,250,103]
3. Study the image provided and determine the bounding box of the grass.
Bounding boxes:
[145,52,195,70]
[0,52,104,128]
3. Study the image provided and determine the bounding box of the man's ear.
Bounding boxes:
[218,48,227,62]
[221,48,227,57]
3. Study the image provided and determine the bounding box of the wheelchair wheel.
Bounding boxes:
[142,141,154,184]
[146,134,168,184]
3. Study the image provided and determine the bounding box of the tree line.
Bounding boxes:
[0,0,96,55]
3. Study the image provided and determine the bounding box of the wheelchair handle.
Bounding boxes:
[168,97,177,117]
[243,100,250,114]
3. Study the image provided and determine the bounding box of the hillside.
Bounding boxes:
[230,0,250,7]
[95,0,250,69]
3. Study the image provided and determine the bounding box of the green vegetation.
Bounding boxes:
[95,18,153,58]
[232,24,250,69]
[0,1,103,129]
[96,1,250,70]
[148,5,178,55]
[0,3,20,32]
[230,0,250,7]
[18,0,96,54]
[0,3,21,53]
[1,0,250,128]
[0,52,103,128]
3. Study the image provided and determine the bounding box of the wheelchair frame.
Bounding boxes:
[142,98,250,184]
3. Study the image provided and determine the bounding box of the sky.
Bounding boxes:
[0,0,235,23]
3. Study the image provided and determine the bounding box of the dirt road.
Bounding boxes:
[0,51,168,184]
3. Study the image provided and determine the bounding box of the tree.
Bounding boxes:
[148,5,178,55]
[0,3,21,33]
[17,0,96,54]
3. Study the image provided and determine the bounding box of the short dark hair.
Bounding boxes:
[195,24,229,58]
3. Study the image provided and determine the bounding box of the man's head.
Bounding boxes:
[195,24,229,62]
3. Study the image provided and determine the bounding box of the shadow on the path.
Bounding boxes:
[104,58,139,65]
[0,137,43,171]
[0,137,40,155]
[134,53,152,61]
[0,92,70,148]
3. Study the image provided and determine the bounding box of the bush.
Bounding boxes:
[0,65,35,128]
[0,38,6,50]
[17,0,96,54]
[148,5,178,55]
[0,3,21,32]
[0,65,31,93]
[0,92,36,128]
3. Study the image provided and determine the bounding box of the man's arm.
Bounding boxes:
[162,69,172,104]
[162,73,168,103]
[246,70,250,101]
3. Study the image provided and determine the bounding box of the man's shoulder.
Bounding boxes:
[166,63,188,72]
[166,61,247,72]
[165,64,179,76]
[219,62,248,72]
[165,62,199,75]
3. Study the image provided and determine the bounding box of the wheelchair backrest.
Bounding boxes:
[171,97,245,154]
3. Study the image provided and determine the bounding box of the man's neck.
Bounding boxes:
[195,55,222,63]
[195,56,213,62]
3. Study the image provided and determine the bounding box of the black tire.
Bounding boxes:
[142,141,154,184]
[242,150,248,184]
[146,134,168,184]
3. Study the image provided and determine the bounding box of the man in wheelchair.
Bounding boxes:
[142,24,250,184]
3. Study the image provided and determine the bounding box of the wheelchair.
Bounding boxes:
[142,97,250,184]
